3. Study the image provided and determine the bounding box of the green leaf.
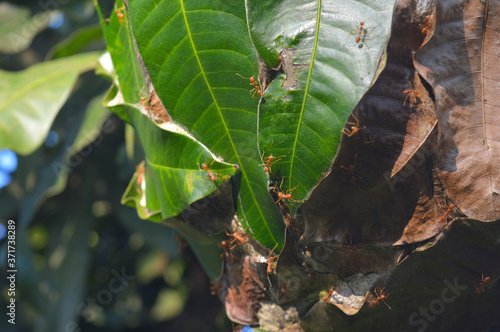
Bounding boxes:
[0,52,100,155]
[97,0,234,275]
[45,24,104,60]
[128,0,285,249]
[96,0,146,103]
[249,0,396,214]
[109,92,238,221]
[115,101,230,280]
[121,160,162,221]
[0,2,55,54]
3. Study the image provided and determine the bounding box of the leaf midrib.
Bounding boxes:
[179,0,277,244]
[289,0,322,187]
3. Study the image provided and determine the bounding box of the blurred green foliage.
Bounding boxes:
[0,1,231,331]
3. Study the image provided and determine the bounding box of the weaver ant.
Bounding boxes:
[138,87,150,111]
[199,160,218,182]
[210,281,223,295]
[340,153,362,184]
[273,179,299,205]
[474,274,491,294]
[323,286,336,306]
[236,63,266,99]
[403,81,420,108]
[259,141,285,175]
[342,114,365,138]
[135,163,145,185]
[348,21,375,49]
[221,240,239,260]
[369,287,391,309]
[267,244,279,274]
[439,204,455,223]
[232,324,245,332]
[114,5,127,25]
[419,14,434,37]
[225,230,248,246]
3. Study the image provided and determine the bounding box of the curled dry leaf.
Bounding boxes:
[414,0,500,221]
[223,255,267,326]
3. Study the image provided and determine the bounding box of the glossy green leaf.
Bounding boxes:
[121,159,225,280]
[0,2,55,54]
[128,0,285,249]
[122,160,162,221]
[96,0,146,103]
[0,52,100,155]
[115,100,230,279]
[249,0,396,214]
[107,86,237,221]
[97,0,234,275]
[97,0,238,221]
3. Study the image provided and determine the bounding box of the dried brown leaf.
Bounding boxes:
[414,0,500,221]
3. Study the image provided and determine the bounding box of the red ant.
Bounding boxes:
[210,281,223,295]
[355,22,365,44]
[236,63,266,99]
[221,240,239,260]
[439,204,455,223]
[323,286,335,306]
[138,87,150,111]
[342,114,366,138]
[340,153,362,184]
[419,15,434,37]
[135,163,145,185]
[369,287,391,309]
[474,274,491,293]
[259,141,285,175]
[115,5,126,25]
[199,160,218,182]
[232,324,244,332]
[273,179,299,205]
[348,21,375,48]
[225,230,248,246]
[267,244,279,274]
[403,81,420,108]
